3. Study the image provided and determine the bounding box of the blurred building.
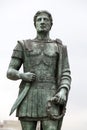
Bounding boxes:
[0,120,40,130]
[0,120,21,130]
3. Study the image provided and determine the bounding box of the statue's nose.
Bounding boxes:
[40,18,45,24]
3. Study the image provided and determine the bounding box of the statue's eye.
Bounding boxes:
[44,18,49,22]
[37,18,41,21]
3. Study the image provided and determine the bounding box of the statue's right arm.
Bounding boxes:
[7,57,36,82]
[7,57,23,80]
[7,41,24,80]
[7,41,36,82]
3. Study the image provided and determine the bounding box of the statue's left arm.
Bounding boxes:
[52,45,71,105]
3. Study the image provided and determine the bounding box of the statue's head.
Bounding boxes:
[33,10,53,32]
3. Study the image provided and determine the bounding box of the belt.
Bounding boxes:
[35,76,56,83]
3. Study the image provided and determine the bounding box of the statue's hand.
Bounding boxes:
[20,72,36,82]
[51,88,67,105]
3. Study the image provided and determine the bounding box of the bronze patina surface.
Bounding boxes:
[7,10,71,130]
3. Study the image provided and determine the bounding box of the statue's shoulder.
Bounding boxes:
[55,38,63,46]
[18,39,34,51]
[55,38,62,44]
[17,40,25,48]
[55,38,67,48]
[17,39,32,49]
[13,40,24,51]
[17,39,31,46]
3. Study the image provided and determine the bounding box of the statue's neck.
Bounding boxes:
[35,32,50,41]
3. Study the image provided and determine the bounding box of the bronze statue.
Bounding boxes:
[7,10,71,130]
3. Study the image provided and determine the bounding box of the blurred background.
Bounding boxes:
[0,0,87,130]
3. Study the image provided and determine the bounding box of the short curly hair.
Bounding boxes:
[33,10,53,27]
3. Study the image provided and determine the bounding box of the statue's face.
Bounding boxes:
[35,13,52,32]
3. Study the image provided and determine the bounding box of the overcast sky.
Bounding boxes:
[0,0,87,130]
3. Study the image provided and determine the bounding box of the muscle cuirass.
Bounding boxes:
[23,41,59,83]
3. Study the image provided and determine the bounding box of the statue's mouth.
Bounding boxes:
[40,25,46,28]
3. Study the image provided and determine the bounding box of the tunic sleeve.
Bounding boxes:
[12,41,23,60]
[8,41,24,70]
[58,46,71,91]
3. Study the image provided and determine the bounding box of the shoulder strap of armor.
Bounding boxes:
[23,39,33,51]
[55,38,63,45]
[17,40,25,50]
